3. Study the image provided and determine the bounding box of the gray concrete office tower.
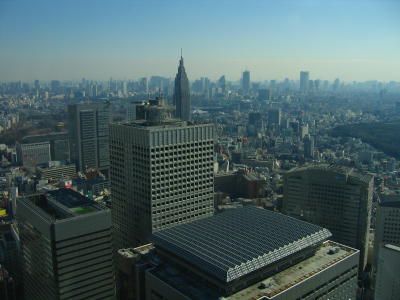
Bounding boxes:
[218,75,226,93]
[68,102,112,173]
[139,77,148,94]
[17,189,115,300]
[242,70,250,92]
[173,56,191,121]
[300,71,310,93]
[283,164,373,271]
[372,195,400,294]
[374,194,400,249]
[303,134,315,158]
[110,99,214,250]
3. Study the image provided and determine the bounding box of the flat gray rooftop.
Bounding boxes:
[35,188,105,219]
[152,206,331,282]
[226,241,358,300]
[380,194,400,208]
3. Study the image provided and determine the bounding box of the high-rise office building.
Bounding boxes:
[374,244,400,300]
[314,79,321,91]
[173,56,191,121]
[242,70,250,92]
[268,108,281,126]
[17,189,115,300]
[283,164,373,271]
[300,123,309,139]
[303,134,315,158]
[68,102,112,174]
[16,141,51,167]
[139,77,148,94]
[34,79,40,90]
[374,194,400,248]
[218,75,226,93]
[50,80,61,93]
[123,206,359,300]
[110,99,214,250]
[333,78,340,91]
[300,71,310,93]
[372,195,400,294]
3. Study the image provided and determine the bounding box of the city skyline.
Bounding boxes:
[1,1,400,299]
[1,0,400,81]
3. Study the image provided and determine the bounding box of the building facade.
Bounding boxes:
[374,244,400,300]
[372,195,400,294]
[68,102,112,174]
[110,100,214,249]
[303,134,315,158]
[282,164,373,271]
[17,189,115,300]
[126,100,145,122]
[16,141,51,167]
[37,162,76,181]
[22,132,70,161]
[374,194,400,248]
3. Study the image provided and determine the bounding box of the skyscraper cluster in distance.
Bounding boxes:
[1,54,400,300]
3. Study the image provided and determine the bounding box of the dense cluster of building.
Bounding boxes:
[0,60,399,300]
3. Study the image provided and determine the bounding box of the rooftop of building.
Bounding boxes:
[17,141,50,147]
[225,241,358,300]
[122,118,184,128]
[30,188,105,220]
[114,119,214,130]
[22,131,68,141]
[118,244,154,259]
[384,244,400,252]
[152,206,332,283]
[36,161,74,169]
[149,241,357,300]
[286,163,372,184]
[379,194,400,208]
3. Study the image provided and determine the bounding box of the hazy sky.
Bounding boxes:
[1,0,399,82]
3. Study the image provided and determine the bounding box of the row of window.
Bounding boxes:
[153,209,213,229]
[153,204,213,217]
[152,192,211,206]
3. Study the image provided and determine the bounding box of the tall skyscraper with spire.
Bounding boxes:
[173,55,191,121]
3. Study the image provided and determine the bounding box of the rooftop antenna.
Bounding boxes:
[181,48,183,58]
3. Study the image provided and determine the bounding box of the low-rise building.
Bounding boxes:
[119,206,359,300]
